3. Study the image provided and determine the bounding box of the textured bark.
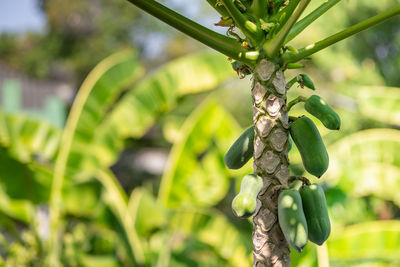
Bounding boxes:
[252,59,291,267]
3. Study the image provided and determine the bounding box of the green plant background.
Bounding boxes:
[0,1,400,266]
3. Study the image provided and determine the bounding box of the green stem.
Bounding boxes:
[286,76,298,90]
[250,0,267,19]
[126,0,255,65]
[206,0,230,17]
[287,96,307,111]
[285,0,342,43]
[220,0,263,47]
[269,0,301,27]
[264,0,311,58]
[283,5,400,63]
[97,169,145,264]
[48,55,107,267]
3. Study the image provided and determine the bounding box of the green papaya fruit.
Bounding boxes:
[289,116,329,178]
[300,183,331,245]
[232,174,263,218]
[305,95,341,130]
[224,126,254,169]
[278,189,308,252]
[299,74,315,90]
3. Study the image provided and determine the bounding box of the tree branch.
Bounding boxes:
[285,0,342,43]
[125,0,257,65]
[282,5,400,63]
[220,0,264,47]
[263,0,311,58]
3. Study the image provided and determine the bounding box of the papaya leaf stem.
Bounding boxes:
[125,0,257,65]
[220,0,264,48]
[282,5,400,63]
[206,0,230,17]
[286,76,298,90]
[250,0,267,19]
[287,96,307,111]
[285,0,342,43]
[263,0,311,58]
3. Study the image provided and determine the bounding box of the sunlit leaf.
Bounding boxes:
[90,52,234,170]
[95,169,145,264]
[159,98,242,208]
[0,109,61,163]
[356,86,400,126]
[66,50,144,174]
[0,185,34,223]
[127,188,167,237]
[328,220,400,265]
[168,209,251,267]
[326,128,400,205]
[80,255,120,267]
[62,180,103,218]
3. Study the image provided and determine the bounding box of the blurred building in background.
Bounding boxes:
[0,62,73,127]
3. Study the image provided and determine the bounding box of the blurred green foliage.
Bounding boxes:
[0,1,400,266]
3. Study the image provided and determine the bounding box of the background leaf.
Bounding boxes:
[90,52,235,170]
[328,220,400,266]
[159,97,242,208]
[327,128,400,205]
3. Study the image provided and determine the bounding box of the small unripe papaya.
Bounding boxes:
[300,183,331,245]
[232,174,263,218]
[278,189,308,252]
[305,95,341,130]
[299,74,315,90]
[289,116,329,178]
[224,126,254,169]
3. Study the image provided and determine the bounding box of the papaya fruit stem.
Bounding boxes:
[287,96,307,111]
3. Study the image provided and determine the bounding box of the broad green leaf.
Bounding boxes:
[80,255,120,267]
[0,185,34,223]
[127,188,167,237]
[168,209,251,267]
[66,50,144,174]
[0,147,52,205]
[62,180,103,218]
[0,109,61,163]
[50,50,144,264]
[356,86,400,126]
[90,52,234,170]
[95,169,145,264]
[328,220,400,265]
[159,98,242,208]
[326,128,400,205]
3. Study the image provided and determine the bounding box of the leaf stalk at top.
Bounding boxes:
[285,0,342,43]
[282,5,400,63]
[206,0,230,18]
[220,0,264,48]
[126,0,257,65]
[263,0,311,58]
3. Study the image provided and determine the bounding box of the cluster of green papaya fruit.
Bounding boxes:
[224,74,339,248]
[278,181,330,252]
[224,77,340,177]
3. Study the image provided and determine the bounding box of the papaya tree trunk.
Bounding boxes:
[251,59,291,267]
